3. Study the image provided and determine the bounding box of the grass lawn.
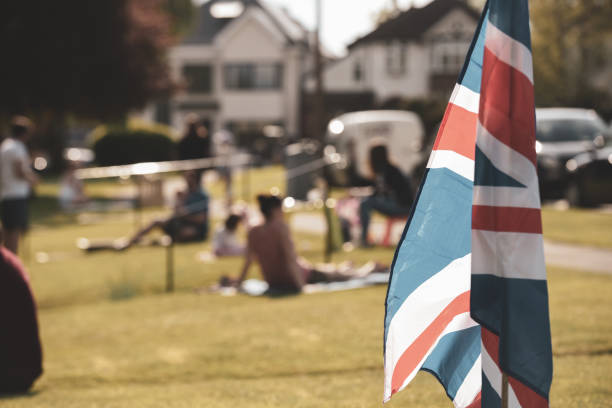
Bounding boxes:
[2,266,611,408]
[542,206,612,249]
[1,166,611,407]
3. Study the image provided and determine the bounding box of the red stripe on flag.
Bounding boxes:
[466,392,482,408]
[481,327,500,365]
[433,103,478,160]
[473,205,542,234]
[480,47,536,166]
[391,291,471,395]
[509,377,549,408]
[482,328,550,407]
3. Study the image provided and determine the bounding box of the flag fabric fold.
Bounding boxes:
[382,3,488,405]
[383,0,552,406]
[471,0,553,405]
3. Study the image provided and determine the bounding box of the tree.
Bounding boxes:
[0,0,192,169]
[531,0,612,117]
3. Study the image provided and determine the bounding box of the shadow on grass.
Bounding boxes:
[0,389,41,400]
[554,347,612,357]
[108,274,141,301]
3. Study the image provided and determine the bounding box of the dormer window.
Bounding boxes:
[353,61,363,82]
[210,1,244,19]
[386,40,406,76]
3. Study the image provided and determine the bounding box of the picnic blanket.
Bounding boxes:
[210,272,390,297]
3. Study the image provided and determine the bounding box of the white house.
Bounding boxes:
[319,0,479,103]
[143,0,311,143]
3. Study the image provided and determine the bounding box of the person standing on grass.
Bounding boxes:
[359,144,414,247]
[0,116,38,254]
[0,227,43,393]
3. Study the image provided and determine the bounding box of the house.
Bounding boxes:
[318,0,479,105]
[142,0,311,150]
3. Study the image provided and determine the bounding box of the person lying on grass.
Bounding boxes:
[223,194,387,293]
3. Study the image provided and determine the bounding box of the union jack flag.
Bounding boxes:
[383,1,552,406]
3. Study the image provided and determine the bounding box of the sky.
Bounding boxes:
[195,0,434,56]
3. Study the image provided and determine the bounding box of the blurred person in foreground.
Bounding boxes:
[212,213,245,257]
[225,195,386,293]
[0,227,43,393]
[359,144,414,247]
[0,116,38,254]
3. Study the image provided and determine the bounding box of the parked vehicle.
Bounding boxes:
[564,144,612,207]
[323,110,425,186]
[535,108,610,202]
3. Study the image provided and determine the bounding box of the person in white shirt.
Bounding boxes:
[212,213,245,257]
[0,116,38,254]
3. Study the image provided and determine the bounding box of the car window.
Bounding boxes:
[536,119,607,142]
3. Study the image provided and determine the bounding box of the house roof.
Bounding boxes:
[181,0,308,46]
[348,0,479,49]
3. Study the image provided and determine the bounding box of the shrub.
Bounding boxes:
[92,121,177,166]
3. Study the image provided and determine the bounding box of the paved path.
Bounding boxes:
[290,213,612,275]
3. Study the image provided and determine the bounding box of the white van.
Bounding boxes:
[323,110,425,186]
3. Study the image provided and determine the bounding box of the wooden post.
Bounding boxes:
[501,372,509,408]
[166,238,175,293]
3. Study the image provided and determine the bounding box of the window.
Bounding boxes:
[183,65,213,94]
[224,63,283,90]
[353,61,363,82]
[431,41,469,74]
[386,40,406,76]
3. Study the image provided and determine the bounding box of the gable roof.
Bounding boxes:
[181,0,307,46]
[348,0,479,49]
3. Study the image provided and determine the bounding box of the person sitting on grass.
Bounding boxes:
[78,171,209,252]
[212,213,245,257]
[359,144,414,247]
[120,170,209,249]
[0,227,43,394]
[224,194,386,293]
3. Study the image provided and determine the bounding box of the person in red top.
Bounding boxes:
[0,228,43,393]
[231,195,386,293]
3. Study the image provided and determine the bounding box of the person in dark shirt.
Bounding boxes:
[116,170,209,250]
[0,228,43,393]
[359,144,414,246]
[178,116,211,161]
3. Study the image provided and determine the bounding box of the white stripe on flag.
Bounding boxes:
[485,21,534,84]
[450,84,480,114]
[453,355,482,408]
[472,230,546,280]
[390,312,479,402]
[473,185,540,209]
[384,254,473,400]
[427,150,475,181]
[476,123,539,192]
[481,341,523,408]
[482,341,502,396]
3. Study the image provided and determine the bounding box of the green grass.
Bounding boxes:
[3,267,612,407]
[542,206,612,249]
[2,166,611,406]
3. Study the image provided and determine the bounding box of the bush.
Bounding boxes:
[92,123,177,166]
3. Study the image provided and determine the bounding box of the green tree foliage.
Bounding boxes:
[0,0,175,120]
[0,0,192,170]
[165,0,196,36]
[531,0,612,116]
